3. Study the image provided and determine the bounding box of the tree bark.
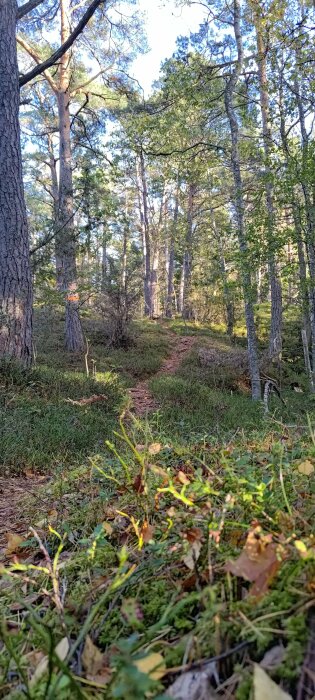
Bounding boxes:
[165,187,178,318]
[0,0,33,366]
[211,210,234,339]
[253,11,282,360]
[137,150,151,316]
[55,0,84,352]
[224,0,261,400]
[180,182,195,320]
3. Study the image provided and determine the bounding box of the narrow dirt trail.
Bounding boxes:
[0,332,196,554]
[129,333,196,415]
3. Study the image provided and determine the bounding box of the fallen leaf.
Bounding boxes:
[167,662,218,699]
[183,541,202,570]
[226,527,286,598]
[185,527,203,544]
[102,521,113,536]
[297,460,314,475]
[5,533,25,555]
[260,645,285,670]
[148,442,161,455]
[176,470,190,485]
[133,652,166,680]
[254,663,293,700]
[82,635,104,676]
[132,472,145,494]
[30,636,69,687]
[47,508,58,522]
[140,521,155,543]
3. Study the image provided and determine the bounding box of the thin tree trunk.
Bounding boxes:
[254,12,282,360]
[138,150,151,316]
[211,210,234,339]
[181,183,195,320]
[224,0,261,400]
[55,0,84,352]
[165,188,178,318]
[0,0,33,366]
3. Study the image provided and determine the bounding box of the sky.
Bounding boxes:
[130,0,207,96]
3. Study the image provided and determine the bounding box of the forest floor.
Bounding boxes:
[0,311,315,699]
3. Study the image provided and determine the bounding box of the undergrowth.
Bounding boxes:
[0,315,314,699]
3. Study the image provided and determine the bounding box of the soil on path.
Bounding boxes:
[0,332,196,555]
[129,333,196,415]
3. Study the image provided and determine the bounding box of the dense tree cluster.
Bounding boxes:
[1,0,315,399]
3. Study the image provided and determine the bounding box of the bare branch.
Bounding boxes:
[17,0,45,20]
[17,35,58,92]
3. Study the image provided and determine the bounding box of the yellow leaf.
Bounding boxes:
[254,664,293,700]
[297,460,314,475]
[82,634,104,676]
[5,533,25,555]
[133,652,166,680]
[148,442,162,455]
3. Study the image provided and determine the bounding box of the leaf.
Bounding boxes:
[30,637,69,688]
[183,541,202,570]
[226,527,286,598]
[297,460,314,475]
[82,635,104,676]
[5,533,25,555]
[133,652,166,680]
[253,663,293,700]
[148,442,161,455]
[260,645,285,670]
[177,470,190,485]
[102,521,113,536]
[167,663,218,699]
[185,527,203,544]
[140,521,155,543]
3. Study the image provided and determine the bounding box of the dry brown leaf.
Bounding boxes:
[148,442,162,455]
[5,533,25,555]
[140,521,155,543]
[177,470,190,485]
[226,527,286,598]
[185,527,203,544]
[297,460,314,475]
[82,635,104,676]
[133,652,166,680]
[183,541,202,570]
[254,663,293,700]
[102,521,113,536]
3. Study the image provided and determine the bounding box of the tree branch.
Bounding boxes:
[17,0,45,20]
[19,0,105,87]
[17,35,58,92]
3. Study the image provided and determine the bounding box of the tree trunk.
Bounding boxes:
[224,0,261,400]
[138,150,151,316]
[165,186,178,319]
[55,0,84,352]
[254,13,282,360]
[211,210,234,339]
[181,183,195,320]
[0,0,33,366]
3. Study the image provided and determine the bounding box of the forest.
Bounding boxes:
[0,0,315,697]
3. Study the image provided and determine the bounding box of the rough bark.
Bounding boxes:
[211,210,234,339]
[224,0,261,400]
[254,14,282,360]
[55,0,84,352]
[0,0,33,366]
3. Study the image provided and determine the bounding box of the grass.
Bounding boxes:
[0,310,314,699]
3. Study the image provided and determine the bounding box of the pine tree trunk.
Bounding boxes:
[181,183,195,320]
[0,0,33,366]
[254,15,282,360]
[224,0,261,400]
[211,210,234,339]
[165,186,178,318]
[138,150,151,316]
[55,0,84,352]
